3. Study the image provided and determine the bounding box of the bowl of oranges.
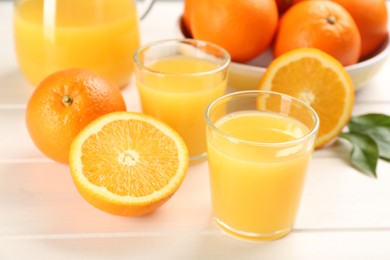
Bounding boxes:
[180,0,389,90]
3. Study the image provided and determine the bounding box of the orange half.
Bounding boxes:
[259,48,354,148]
[69,111,189,216]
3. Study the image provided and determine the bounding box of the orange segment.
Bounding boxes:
[69,111,189,216]
[259,48,355,148]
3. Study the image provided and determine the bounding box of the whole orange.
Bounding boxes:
[331,0,388,59]
[273,0,361,66]
[182,0,195,36]
[26,68,126,164]
[190,0,278,63]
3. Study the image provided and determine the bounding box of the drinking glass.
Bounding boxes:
[205,90,319,241]
[133,39,230,163]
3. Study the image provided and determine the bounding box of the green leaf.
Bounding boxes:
[339,132,379,178]
[348,113,390,161]
[365,127,390,161]
[349,113,390,132]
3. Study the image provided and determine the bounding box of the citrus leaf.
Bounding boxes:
[339,132,378,178]
[348,114,390,161]
[364,127,390,161]
[349,113,390,132]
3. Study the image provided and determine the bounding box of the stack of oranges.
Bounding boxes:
[183,0,388,66]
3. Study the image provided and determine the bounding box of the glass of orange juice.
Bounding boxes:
[205,90,320,241]
[133,39,230,163]
[13,0,154,87]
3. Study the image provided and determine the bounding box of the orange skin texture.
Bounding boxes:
[26,69,126,164]
[331,0,388,59]
[190,0,279,63]
[183,0,195,35]
[288,0,388,59]
[273,1,361,66]
[75,184,174,216]
[275,0,294,14]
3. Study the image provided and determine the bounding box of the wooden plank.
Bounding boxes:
[1,157,390,238]
[0,162,215,236]
[1,230,390,259]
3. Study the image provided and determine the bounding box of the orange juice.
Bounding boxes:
[136,56,227,160]
[14,0,140,87]
[207,110,312,240]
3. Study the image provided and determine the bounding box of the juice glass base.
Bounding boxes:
[214,217,291,242]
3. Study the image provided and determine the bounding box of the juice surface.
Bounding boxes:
[207,110,312,239]
[137,56,227,159]
[14,0,139,87]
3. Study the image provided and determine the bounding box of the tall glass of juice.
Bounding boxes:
[13,0,153,87]
[133,39,230,163]
[205,90,320,241]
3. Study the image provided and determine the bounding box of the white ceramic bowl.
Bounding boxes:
[178,17,389,91]
[229,35,389,91]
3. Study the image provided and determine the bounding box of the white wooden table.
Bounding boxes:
[1,1,390,259]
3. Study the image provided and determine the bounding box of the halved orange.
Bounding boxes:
[69,111,189,216]
[259,48,355,148]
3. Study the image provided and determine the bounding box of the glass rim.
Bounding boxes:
[205,90,320,147]
[132,38,231,77]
